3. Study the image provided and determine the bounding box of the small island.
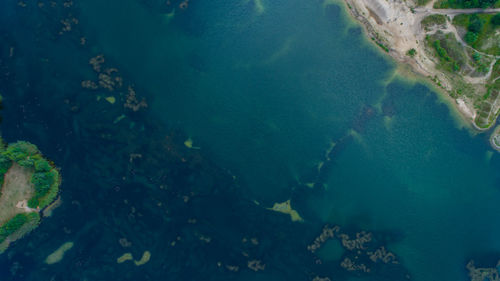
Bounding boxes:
[0,140,61,253]
[342,0,500,150]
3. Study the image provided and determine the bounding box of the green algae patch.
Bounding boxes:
[105,96,116,104]
[117,252,133,264]
[134,251,151,266]
[45,242,74,264]
[184,138,200,149]
[117,251,151,266]
[184,138,193,148]
[267,200,304,222]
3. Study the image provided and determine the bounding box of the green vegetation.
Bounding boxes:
[29,168,59,208]
[407,48,417,57]
[0,96,60,253]
[435,0,500,8]
[474,93,499,128]
[0,141,60,208]
[470,51,491,73]
[0,213,39,244]
[453,13,500,56]
[427,32,465,72]
[0,145,12,195]
[492,13,500,25]
[492,59,500,79]
[417,0,432,6]
[421,14,447,29]
[371,37,389,52]
[0,140,60,250]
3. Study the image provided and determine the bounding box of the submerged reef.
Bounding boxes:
[467,260,500,281]
[0,1,420,280]
[308,225,405,277]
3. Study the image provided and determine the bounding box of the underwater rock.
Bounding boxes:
[45,242,74,265]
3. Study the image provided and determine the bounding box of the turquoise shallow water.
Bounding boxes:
[76,0,500,280]
[79,0,393,198]
[0,0,499,280]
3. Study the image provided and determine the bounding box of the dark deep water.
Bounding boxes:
[0,1,500,281]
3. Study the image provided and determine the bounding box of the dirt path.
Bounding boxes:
[416,7,500,15]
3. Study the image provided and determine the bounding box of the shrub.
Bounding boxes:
[3,141,39,162]
[468,15,484,33]
[465,32,478,44]
[434,40,451,61]
[472,52,482,62]
[29,169,60,209]
[407,48,417,57]
[0,214,28,242]
[492,13,500,26]
[31,172,55,196]
[438,0,498,8]
[34,159,52,173]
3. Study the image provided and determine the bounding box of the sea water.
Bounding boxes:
[0,0,499,280]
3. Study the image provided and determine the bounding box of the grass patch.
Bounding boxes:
[417,0,432,5]
[427,32,466,72]
[491,60,500,82]
[421,14,447,28]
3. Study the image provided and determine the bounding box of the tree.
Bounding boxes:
[492,13,500,26]
[468,15,483,33]
[465,32,478,45]
[407,48,417,57]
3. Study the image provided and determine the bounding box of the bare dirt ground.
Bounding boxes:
[0,163,35,225]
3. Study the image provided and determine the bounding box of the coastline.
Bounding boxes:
[334,0,500,141]
[491,125,500,151]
